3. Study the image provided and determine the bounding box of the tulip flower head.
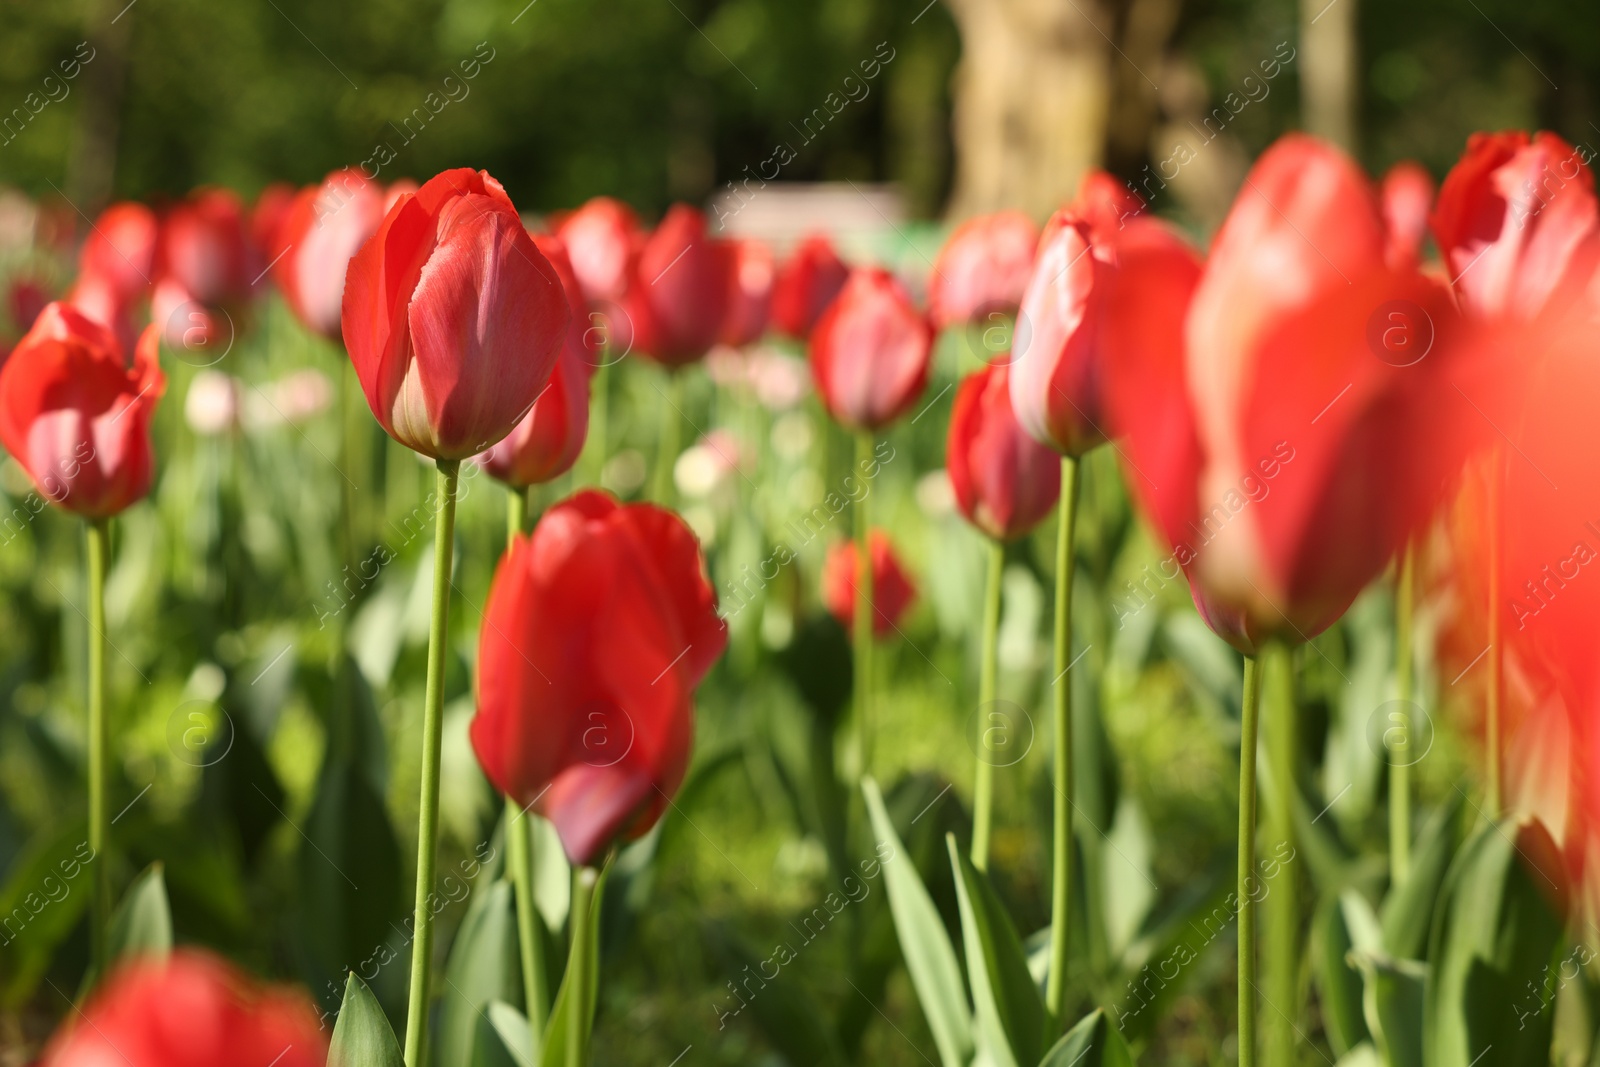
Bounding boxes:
[809,268,933,433]
[823,530,917,637]
[628,204,731,367]
[1100,135,1469,653]
[41,951,326,1067]
[1380,161,1435,269]
[556,195,642,306]
[721,238,775,347]
[157,187,252,307]
[928,210,1039,329]
[78,201,158,307]
[273,169,389,339]
[771,234,850,340]
[948,362,1061,541]
[340,168,571,460]
[471,491,727,866]
[0,302,165,517]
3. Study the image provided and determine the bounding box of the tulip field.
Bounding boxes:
[1,7,1599,1066]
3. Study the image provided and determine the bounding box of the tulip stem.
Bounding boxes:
[1391,543,1414,886]
[507,484,528,545]
[653,371,682,504]
[1263,644,1298,1067]
[86,517,110,979]
[1045,454,1079,1026]
[853,431,875,779]
[1486,450,1503,817]
[1237,652,1263,1067]
[970,538,1005,872]
[566,865,600,1067]
[587,358,610,486]
[403,459,460,1067]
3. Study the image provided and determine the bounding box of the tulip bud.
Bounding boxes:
[1380,161,1434,269]
[556,196,642,306]
[471,490,727,865]
[77,202,157,306]
[0,303,165,518]
[40,951,326,1067]
[809,268,932,433]
[628,204,731,367]
[721,238,775,347]
[273,169,388,339]
[340,168,570,460]
[158,187,252,306]
[822,530,917,638]
[929,211,1039,328]
[771,234,850,340]
[948,362,1061,541]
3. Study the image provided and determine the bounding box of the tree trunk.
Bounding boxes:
[1299,0,1358,152]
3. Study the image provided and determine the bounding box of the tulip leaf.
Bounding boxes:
[438,879,520,1067]
[471,1001,535,1067]
[1424,816,1568,1067]
[1379,793,1464,960]
[1349,949,1424,1067]
[946,834,1045,1067]
[328,972,404,1067]
[0,817,94,1007]
[1314,892,1370,1057]
[107,862,173,965]
[1039,1008,1135,1067]
[538,864,610,1067]
[862,777,974,1067]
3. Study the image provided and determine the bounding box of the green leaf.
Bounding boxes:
[472,1001,535,1067]
[1379,793,1463,960]
[329,973,404,1067]
[862,778,974,1067]
[1039,1008,1135,1066]
[1425,817,1568,1067]
[107,862,173,964]
[0,818,94,1007]
[538,865,609,1067]
[1350,950,1424,1067]
[438,880,520,1067]
[1314,893,1370,1057]
[946,834,1045,1067]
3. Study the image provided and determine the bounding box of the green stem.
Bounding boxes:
[853,432,875,779]
[1486,451,1503,817]
[403,460,460,1067]
[85,518,110,977]
[1238,653,1263,1067]
[652,371,682,504]
[586,358,609,486]
[1045,455,1080,1025]
[566,866,599,1067]
[970,539,1005,872]
[502,484,547,1041]
[1392,543,1414,886]
[1263,644,1297,1067]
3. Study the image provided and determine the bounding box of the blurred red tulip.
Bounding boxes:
[929,211,1039,328]
[66,271,139,355]
[628,204,731,367]
[471,490,726,865]
[341,168,570,460]
[6,276,49,335]
[1380,161,1435,268]
[0,302,164,517]
[948,362,1061,541]
[41,951,325,1067]
[158,188,251,306]
[771,234,849,340]
[1433,131,1599,321]
[721,238,775,347]
[150,276,219,351]
[1100,135,1469,653]
[249,181,296,257]
[823,530,917,638]
[78,201,157,305]
[1065,169,1145,242]
[273,169,388,339]
[477,234,593,487]
[809,268,932,433]
[556,196,641,306]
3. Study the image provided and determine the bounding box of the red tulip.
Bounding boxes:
[1432,131,1599,320]
[6,276,49,336]
[340,168,570,460]
[477,234,592,487]
[1380,161,1434,268]
[1099,135,1468,653]
[1066,169,1146,241]
[628,204,731,366]
[721,238,775,347]
[249,181,296,257]
[157,188,252,306]
[78,202,157,306]
[771,234,849,340]
[0,302,164,517]
[272,169,388,339]
[822,530,917,638]
[556,196,641,306]
[470,490,727,865]
[929,211,1039,328]
[809,268,932,433]
[948,362,1061,541]
[41,951,326,1067]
